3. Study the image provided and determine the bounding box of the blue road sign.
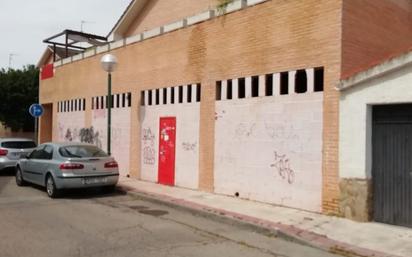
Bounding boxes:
[29,104,44,118]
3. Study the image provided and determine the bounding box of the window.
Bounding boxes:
[148,91,152,106]
[238,78,246,98]
[314,67,324,92]
[116,94,120,108]
[187,85,192,103]
[83,99,86,111]
[196,84,201,102]
[251,76,259,97]
[163,88,167,104]
[141,91,145,106]
[295,70,307,93]
[1,141,36,149]
[127,93,132,107]
[122,93,126,108]
[265,74,273,96]
[43,145,54,160]
[227,80,232,100]
[216,81,222,101]
[280,72,288,95]
[59,145,108,158]
[29,149,43,159]
[100,96,104,109]
[29,145,52,160]
[171,88,175,104]
[178,86,183,103]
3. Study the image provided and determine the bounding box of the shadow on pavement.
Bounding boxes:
[0,167,16,177]
[0,168,15,194]
[24,183,127,200]
[1,167,126,200]
[61,187,127,199]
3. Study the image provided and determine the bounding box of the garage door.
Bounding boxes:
[373,104,412,227]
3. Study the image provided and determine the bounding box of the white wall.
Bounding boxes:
[339,64,412,179]
[140,86,200,190]
[91,108,131,177]
[56,111,85,142]
[215,92,323,212]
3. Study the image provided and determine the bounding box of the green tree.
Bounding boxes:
[0,65,39,132]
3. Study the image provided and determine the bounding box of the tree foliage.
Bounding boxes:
[0,65,39,132]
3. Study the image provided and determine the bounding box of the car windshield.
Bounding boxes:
[1,141,36,149]
[59,145,108,158]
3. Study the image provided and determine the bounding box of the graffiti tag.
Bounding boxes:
[182,142,197,152]
[142,127,155,165]
[79,126,102,148]
[270,151,295,184]
[215,110,226,120]
[234,123,256,139]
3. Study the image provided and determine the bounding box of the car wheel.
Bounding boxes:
[46,175,59,198]
[15,167,26,186]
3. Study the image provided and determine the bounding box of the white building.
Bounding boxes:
[338,49,412,226]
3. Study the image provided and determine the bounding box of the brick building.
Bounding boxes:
[37,0,412,220]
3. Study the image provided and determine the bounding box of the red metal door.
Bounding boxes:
[158,117,176,186]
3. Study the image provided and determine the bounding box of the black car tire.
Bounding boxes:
[15,167,26,186]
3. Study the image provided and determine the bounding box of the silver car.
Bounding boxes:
[16,142,119,198]
[0,138,36,170]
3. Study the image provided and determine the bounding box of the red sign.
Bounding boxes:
[158,117,176,186]
[41,63,54,80]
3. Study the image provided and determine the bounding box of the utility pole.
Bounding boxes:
[80,20,95,32]
[80,20,95,48]
[8,53,17,69]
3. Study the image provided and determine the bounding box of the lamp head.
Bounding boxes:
[100,54,118,73]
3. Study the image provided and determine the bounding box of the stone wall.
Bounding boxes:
[339,178,372,222]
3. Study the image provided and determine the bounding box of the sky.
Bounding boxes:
[0,0,132,70]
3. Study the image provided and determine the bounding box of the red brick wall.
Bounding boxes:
[40,0,343,213]
[124,0,215,37]
[342,0,412,79]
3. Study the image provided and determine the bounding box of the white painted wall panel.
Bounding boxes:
[91,108,131,177]
[214,92,323,212]
[56,111,85,142]
[140,103,200,189]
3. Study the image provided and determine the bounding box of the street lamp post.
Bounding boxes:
[100,54,118,156]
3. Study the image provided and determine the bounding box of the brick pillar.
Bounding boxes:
[198,80,215,192]
[129,90,141,178]
[51,102,58,141]
[85,97,92,128]
[39,103,53,143]
[322,66,341,215]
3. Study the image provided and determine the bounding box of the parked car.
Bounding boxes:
[16,142,119,198]
[0,138,37,171]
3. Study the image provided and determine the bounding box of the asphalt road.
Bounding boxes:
[0,170,341,257]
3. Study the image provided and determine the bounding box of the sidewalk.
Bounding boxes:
[117,177,412,257]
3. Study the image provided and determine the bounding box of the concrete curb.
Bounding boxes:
[117,183,400,257]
